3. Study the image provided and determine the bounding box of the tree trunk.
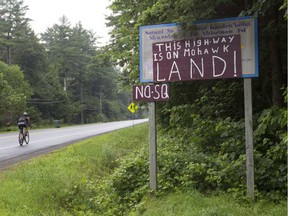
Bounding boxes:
[80,81,84,124]
[268,6,284,107]
[6,45,11,65]
[269,38,283,107]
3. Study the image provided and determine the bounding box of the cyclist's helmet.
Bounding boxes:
[23,112,29,116]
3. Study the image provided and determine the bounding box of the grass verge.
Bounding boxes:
[0,123,149,215]
[135,191,286,216]
[0,122,286,215]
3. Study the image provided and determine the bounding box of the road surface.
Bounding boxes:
[0,119,148,169]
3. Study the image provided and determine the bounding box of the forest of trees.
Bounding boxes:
[0,0,285,126]
[0,0,286,206]
[0,0,135,127]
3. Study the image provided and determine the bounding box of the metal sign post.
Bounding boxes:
[149,102,157,190]
[244,78,254,200]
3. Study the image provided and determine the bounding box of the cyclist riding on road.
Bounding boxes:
[18,112,31,135]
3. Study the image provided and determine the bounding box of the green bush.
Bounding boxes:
[62,105,286,215]
[156,104,287,201]
[253,107,287,201]
[64,104,286,215]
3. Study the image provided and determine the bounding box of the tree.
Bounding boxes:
[87,48,131,121]
[0,61,32,125]
[0,0,31,65]
[107,0,155,85]
[0,0,54,121]
[40,16,80,123]
[41,16,127,123]
[243,0,287,107]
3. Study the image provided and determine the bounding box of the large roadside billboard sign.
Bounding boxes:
[139,16,258,82]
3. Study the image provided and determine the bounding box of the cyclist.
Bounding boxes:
[18,112,31,136]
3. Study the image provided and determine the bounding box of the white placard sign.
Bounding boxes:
[139,16,258,82]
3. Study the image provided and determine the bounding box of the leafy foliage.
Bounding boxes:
[0,121,286,214]
[0,0,136,125]
[253,106,287,200]
[58,102,286,215]
[103,0,287,207]
[54,97,286,215]
[158,104,287,200]
[38,16,133,124]
[0,0,31,65]
[0,61,32,125]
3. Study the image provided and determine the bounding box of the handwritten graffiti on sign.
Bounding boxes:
[152,35,242,82]
[133,84,169,102]
[139,16,258,82]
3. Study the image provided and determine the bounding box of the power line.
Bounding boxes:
[28,99,66,104]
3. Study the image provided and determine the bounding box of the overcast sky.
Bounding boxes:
[24,0,111,45]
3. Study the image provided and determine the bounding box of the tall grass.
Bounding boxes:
[0,122,286,215]
[135,191,286,216]
[0,123,149,215]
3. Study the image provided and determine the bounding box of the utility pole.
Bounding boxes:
[99,92,102,115]
[80,81,84,124]
[95,92,103,115]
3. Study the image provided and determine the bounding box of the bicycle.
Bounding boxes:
[18,127,29,146]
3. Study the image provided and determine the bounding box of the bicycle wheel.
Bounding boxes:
[18,132,24,146]
[24,131,29,144]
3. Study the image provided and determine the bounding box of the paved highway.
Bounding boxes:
[0,119,148,169]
